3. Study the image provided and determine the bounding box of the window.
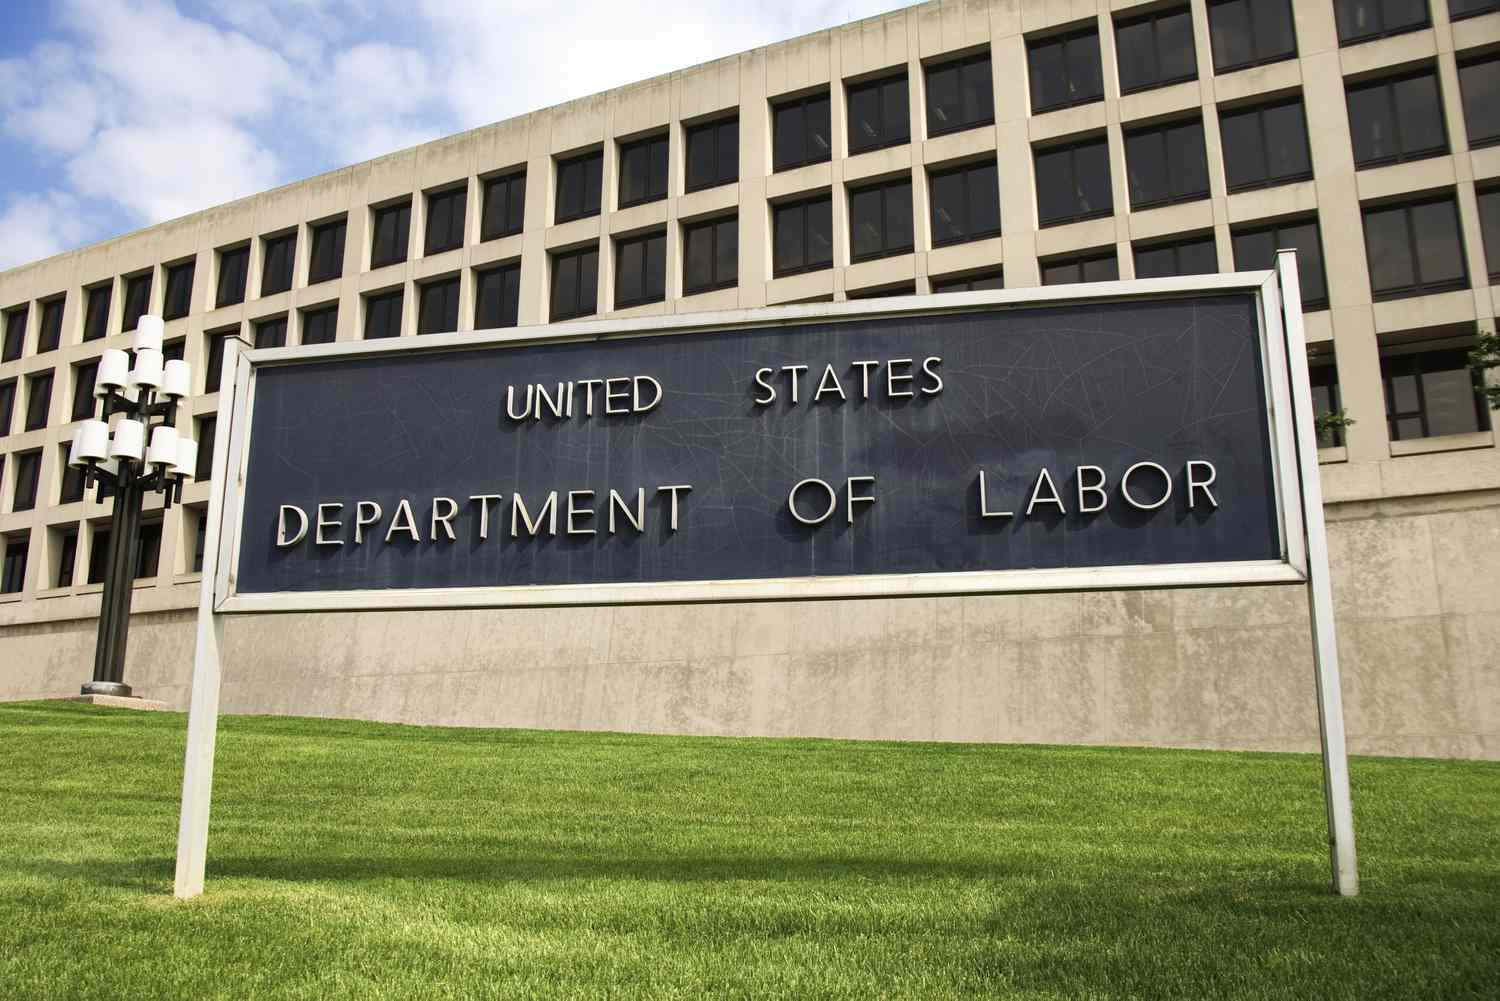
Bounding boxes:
[13,451,40,511]
[929,160,1000,247]
[60,447,85,504]
[1458,54,1500,150]
[1133,234,1218,279]
[2,308,23,361]
[196,416,216,481]
[1346,69,1447,168]
[1208,0,1296,73]
[480,172,526,240]
[1450,0,1500,18]
[83,284,111,341]
[163,339,184,363]
[1310,362,1347,447]
[1,535,26,594]
[371,201,412,269]
[190,507,208,573]
[1362,195,1468,299]
[931,269,1005,292]
[203,329,234,392]
[163,261,194,320]
[1232,218,1330,309]
[425,186,467,256]
[1041,249,1120,285]
[1334,0,1429,45]
[847,72,910,154]
[848,282,917,299]
[72,360,99,421]
[308,218,347,284]
[0,381,14,437]
[685,117,739,192]
[1125,117,1210,210]
[474,263,521,329]
[216,246,249,307]
[1382,345,1492,439]
[550,245,599,321]
[1115,6,1197,94]
[1034,137,1113,227]
[614,231,667,309]
[1027,25,1104,114]
[24,371,52,431]
[253,316,287,349]
[418,277,461,334]
[121,273,151,333]
[55,528,79,587]
[849,177,914,262]
[301,304,338,345]
[619,134,669,208]
[773,194,834,276]
[364,289,404,339]
[134,521,162,579]
[1219,97,1313,192]
[261,233,296,295]
[555,150,603,223]
[773,91,832,171]
[87,528,110,585]
[925,51,994,137]
[683,215,738,295]
[36,298,63,353]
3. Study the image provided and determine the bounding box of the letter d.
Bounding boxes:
[277,504,309,547]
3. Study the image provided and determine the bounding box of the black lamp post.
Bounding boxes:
[68,314,198,698]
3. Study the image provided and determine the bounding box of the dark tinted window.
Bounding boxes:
[301,305,338,345]
[83,284,111,341]
[261,233,295,295]
[555,151,603,223]
[370,202,412,269]
[203,330,232,392]
[685,117,739,192]
[1035,137,1113,227]
[1133,234,1218,278]
[550,245,599,321]
[1479,187,1500,282]
[849,177,914,262]
[1450,0,1500,17]
[87,528,110,585]
[1334,0,1430,45]
[1,535,26,594]
[481,172,526,240]
[1382,346,1492,439]
[163,262,194,320]
[56,527,79,584]
[13,451,40,511]
[196,416,217,481]
[253,316,287,349]
[121,273,151,333]
[162,338,184,362]
[1362,195,1468,299]
[216,246,249,307]
[134,521,161,579]
[425,187,466,255]
[364,289,404,339]
[1310,363,1346,447]
[931,269,1005,292]
[1232,218,1330,308]
[1219,98,1313,192]
[1346,69,1447,167]
[2,309,23,361]
[1125,117,1209,210]
[773,194,835,276]
[1458,54,1500,149]
[773,92,832,171]
[308,218,347,284]
[1041,249,1120,285]
[71,360,98,421]
[0,381,14,437]
[24,371,52,431]
[847,283,917,299]
[1115,6,1197,94]
[925,52,994,136]
[475,263,522,329]
[848,72,910,154]
[36,298,63,352]
[619,134,670,208]
[929,160,1000,246]
[1028,26,1104,114]
[418,277,461,334]
[615,231,667,309]
[683,215,738,295]
[1208,0,1296,73]
[192,509,207,573]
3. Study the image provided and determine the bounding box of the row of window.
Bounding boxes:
[0,507,210,596]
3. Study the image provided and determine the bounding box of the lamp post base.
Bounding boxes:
[68,693,169,711]
[81,681,134,698]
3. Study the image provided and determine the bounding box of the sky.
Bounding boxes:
[0,0,910,272]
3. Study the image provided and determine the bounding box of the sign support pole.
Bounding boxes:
[1276,250,1359,896]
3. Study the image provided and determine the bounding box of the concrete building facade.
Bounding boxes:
[2,0,1498,759]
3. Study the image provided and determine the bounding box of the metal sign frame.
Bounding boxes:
[173,254,1357,898]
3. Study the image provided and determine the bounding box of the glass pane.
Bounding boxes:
[1460,59,1500,146]
[715,218,737,285]
[929,169,965,243]
[1253,0,1298,62]
[1479,189,1500,278]
[618,240,643,303]
[551,255,577,316]
[1283,222,1328,305]
[850,187,883,258]
[807,96,831,161]
[1393,73,1446,156]
[578,250,598,315]
[1179,237,1218,275]
[1075,140,1113,217]
[1067,33,1104,103]
[1411,199,1465,287]
[717,120,738,184]
[926,62,959,132]
[685,225,712,292]
[886,181,913,251]
[1158,9,1197,81]
[1126,130,1167,207]
[775,204,804,272]
[621,145,645,205]
[1034,147,1073,224]
[1347,83,1395,164]
[582,156,602,215]
[1219,106,1268,189]
[1115,19,1155,92]
[1363,206,1415,292]
[1134,245,1174,279]
[969,163,1000,236]
[1042,260,1079,285]
[645,233,666,301]
[807,198,833,267]
[1210,0,1254,70]
[1385,0,1429,31]
[848,82,882,151]
[687,126,714,188]
[1166,120,1208,200]
[774,102,804,168]
[1262,101,1311,181]
[1029,38,1066,111]
[961,56,994,125]
[1081,254,1119,282]
[883,76,910,143]
[1233,229,1276,271]
[1421,365,1482,436]
[649,137,669,199]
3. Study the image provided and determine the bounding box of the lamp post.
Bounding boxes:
[69,314,198,698]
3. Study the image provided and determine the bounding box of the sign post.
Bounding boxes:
[173,267,1357,898]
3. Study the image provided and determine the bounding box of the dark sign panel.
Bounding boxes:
[235,296,1281,594]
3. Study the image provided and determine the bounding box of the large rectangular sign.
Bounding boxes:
[218,275,1307,610]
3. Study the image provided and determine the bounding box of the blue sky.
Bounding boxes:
[0,0,908,271]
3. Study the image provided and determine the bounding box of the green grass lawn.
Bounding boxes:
[1,700,1496,1000]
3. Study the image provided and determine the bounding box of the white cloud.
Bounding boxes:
[0,192,94,271]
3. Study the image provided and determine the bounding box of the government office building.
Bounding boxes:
[1,0,1497,759]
